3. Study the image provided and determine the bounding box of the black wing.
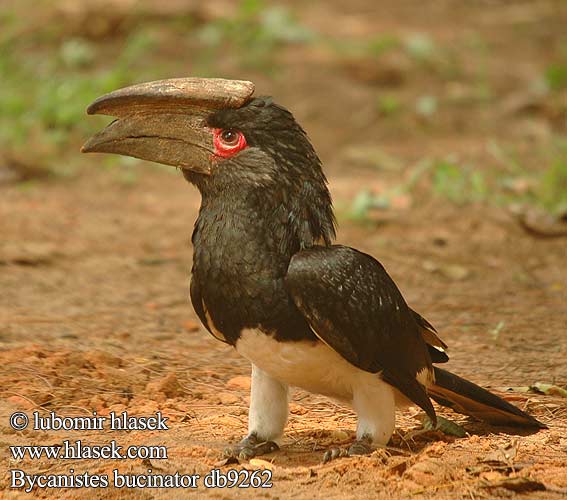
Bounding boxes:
[285,245,436,420]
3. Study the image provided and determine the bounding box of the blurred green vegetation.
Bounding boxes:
[544,43,567,91]
[0,0,312,174]
[347,140,567,222]
[0,33,152,146]
[197,0,314,70]
[0,0,565,217]
[0,17,159,174]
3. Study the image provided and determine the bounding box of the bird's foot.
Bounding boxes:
[223,433,279,461]
[322,435,373,463]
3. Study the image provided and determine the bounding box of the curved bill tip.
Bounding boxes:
[86,77,255,117]
[80,139,96,154]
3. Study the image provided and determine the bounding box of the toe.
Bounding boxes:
[224,438,279,461]
[238,447,256,460]
[348,440,371,456]
[223,446,240,458]
[322,447,348,463]
[322,438,373,462]
[255,440,279,455]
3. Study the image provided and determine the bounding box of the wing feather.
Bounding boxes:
[285,245,437,420]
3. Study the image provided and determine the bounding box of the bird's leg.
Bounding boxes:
[224,364,289,460]
[323,377,396,463]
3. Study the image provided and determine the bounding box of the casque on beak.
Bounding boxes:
[81,78,255,174]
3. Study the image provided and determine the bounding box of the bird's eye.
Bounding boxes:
[213,128,247,158]
[219,129,239,146]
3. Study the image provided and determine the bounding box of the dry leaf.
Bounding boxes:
[482,439,519,465]
[530,383,567,398]
[420,415,466,437]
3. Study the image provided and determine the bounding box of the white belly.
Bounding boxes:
[235,329,381,402]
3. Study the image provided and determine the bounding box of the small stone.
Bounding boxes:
[84,350,123,368]
[7,395,35,410]
[290,403,308,415]
[439,264,470,281]
[226,376,251,390]
[218,392,240,405]
[146,372,184,399]
[182,320,200,332]
[330,430,350,441]
[480,471,505,482]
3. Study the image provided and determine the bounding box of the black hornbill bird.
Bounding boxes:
[83,78,545,461]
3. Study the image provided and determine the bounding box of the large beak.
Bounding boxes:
[81,78,255,174]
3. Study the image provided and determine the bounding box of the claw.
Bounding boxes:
[223,433,279,461]
[238,447,256,461]
[323,447,348,463]
[348,439,372,456]
[322,435,373,463]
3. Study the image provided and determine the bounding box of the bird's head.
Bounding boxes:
[82,77,335,245]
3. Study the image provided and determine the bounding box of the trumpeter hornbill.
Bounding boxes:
[83,78,545,461]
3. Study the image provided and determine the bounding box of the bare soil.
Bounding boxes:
[1,1,566,499]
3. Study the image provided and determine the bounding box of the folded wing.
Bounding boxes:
[285,245,437,422]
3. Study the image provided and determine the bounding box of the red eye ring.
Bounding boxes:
[213,128,247,158]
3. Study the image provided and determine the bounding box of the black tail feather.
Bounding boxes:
[430,367,547,429]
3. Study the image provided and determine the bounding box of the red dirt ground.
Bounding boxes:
[1,168,566,499]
